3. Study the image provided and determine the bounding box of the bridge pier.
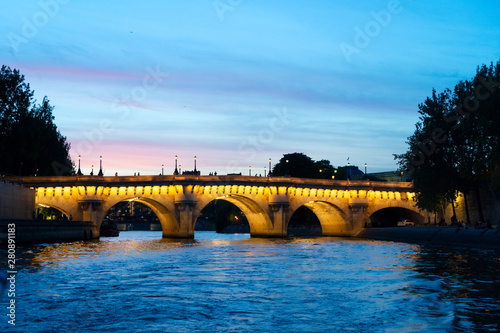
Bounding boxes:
[163,202,196,238]
[261,204,288,237]
[259,190,290,238]
[77,200,102,239]
[348,198,368,236]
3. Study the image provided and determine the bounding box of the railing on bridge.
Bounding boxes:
[7,174,414,192]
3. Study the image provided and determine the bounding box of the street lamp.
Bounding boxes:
[249,166,252,176]
[285,159,290,177]
[194,156,197,172]
[268,158,272,176]
[98,156,103,176]
[91,164,94,176]
[365,163,367,175]
[174,155,179,175]
[264,166,267,177]
[179,165,182,174]
[77,155,82,176]
[162,164,164,176]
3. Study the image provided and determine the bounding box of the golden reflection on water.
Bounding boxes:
[19,237,197,270]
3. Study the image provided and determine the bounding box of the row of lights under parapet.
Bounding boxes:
[76,156,275,177]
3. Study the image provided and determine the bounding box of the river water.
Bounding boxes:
[2,231,500,332]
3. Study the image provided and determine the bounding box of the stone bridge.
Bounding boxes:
[15,175,430,239]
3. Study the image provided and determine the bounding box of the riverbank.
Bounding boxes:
[0,219,99,244]
[356,226,500,250]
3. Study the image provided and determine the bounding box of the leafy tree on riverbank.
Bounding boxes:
[271,152,337,179]
[0,65,74,176]
[395,60,500,221]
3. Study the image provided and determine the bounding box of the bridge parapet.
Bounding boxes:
[9,175,413,191]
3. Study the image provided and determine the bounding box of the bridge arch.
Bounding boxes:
[288,201,350,236]
[35,194,81,220]
[35,203,71,219]
[102,197,177,234]
[287,205,321,236]
[195,195,273,237]
[367,205,425,227]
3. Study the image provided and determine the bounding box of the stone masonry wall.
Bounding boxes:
[0,181,35,220]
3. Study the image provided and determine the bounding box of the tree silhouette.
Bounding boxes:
[0,65,74,176]
[395,60,500,220]
[272,152,336,179]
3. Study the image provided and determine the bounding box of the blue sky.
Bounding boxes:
[2,0,499,176]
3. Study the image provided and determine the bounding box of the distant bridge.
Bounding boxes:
[13,175,430,239]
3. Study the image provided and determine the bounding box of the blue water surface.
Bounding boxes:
[1,231,499,332]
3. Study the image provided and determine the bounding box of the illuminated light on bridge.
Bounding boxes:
[14,175,429,239]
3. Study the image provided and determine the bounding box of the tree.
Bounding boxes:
[395,60,500,220]
[272,152,337,179]
[314,159,337,179]
[0,65,74,176]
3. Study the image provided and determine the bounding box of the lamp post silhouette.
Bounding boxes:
[264,166,267,177]
[98,156,103,176]
[174,155,179,175]
[194,156,197,173]
[365,163,367,175]
[249,166,252,176]
[90,165,94,176]
[268,158,272,176]
[179,165,182,174]
[162,164,164,176]
[285,159,290,177]
[77,155,82,176]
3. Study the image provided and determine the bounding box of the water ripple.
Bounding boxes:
[1,231,499,332]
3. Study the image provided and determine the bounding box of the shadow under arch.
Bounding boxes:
[196,195,273,237]
[368,207,425,227]
[287,205,322,236]
[292,201,349,236]
[104,197,178,235]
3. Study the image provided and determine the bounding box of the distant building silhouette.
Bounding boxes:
[337,165,364,180]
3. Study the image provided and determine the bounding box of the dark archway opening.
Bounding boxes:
[369,207,424,227]
[197,200,250,234]
[103,200,161,235]
[287,206,322,236]
[35,206,68,220]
